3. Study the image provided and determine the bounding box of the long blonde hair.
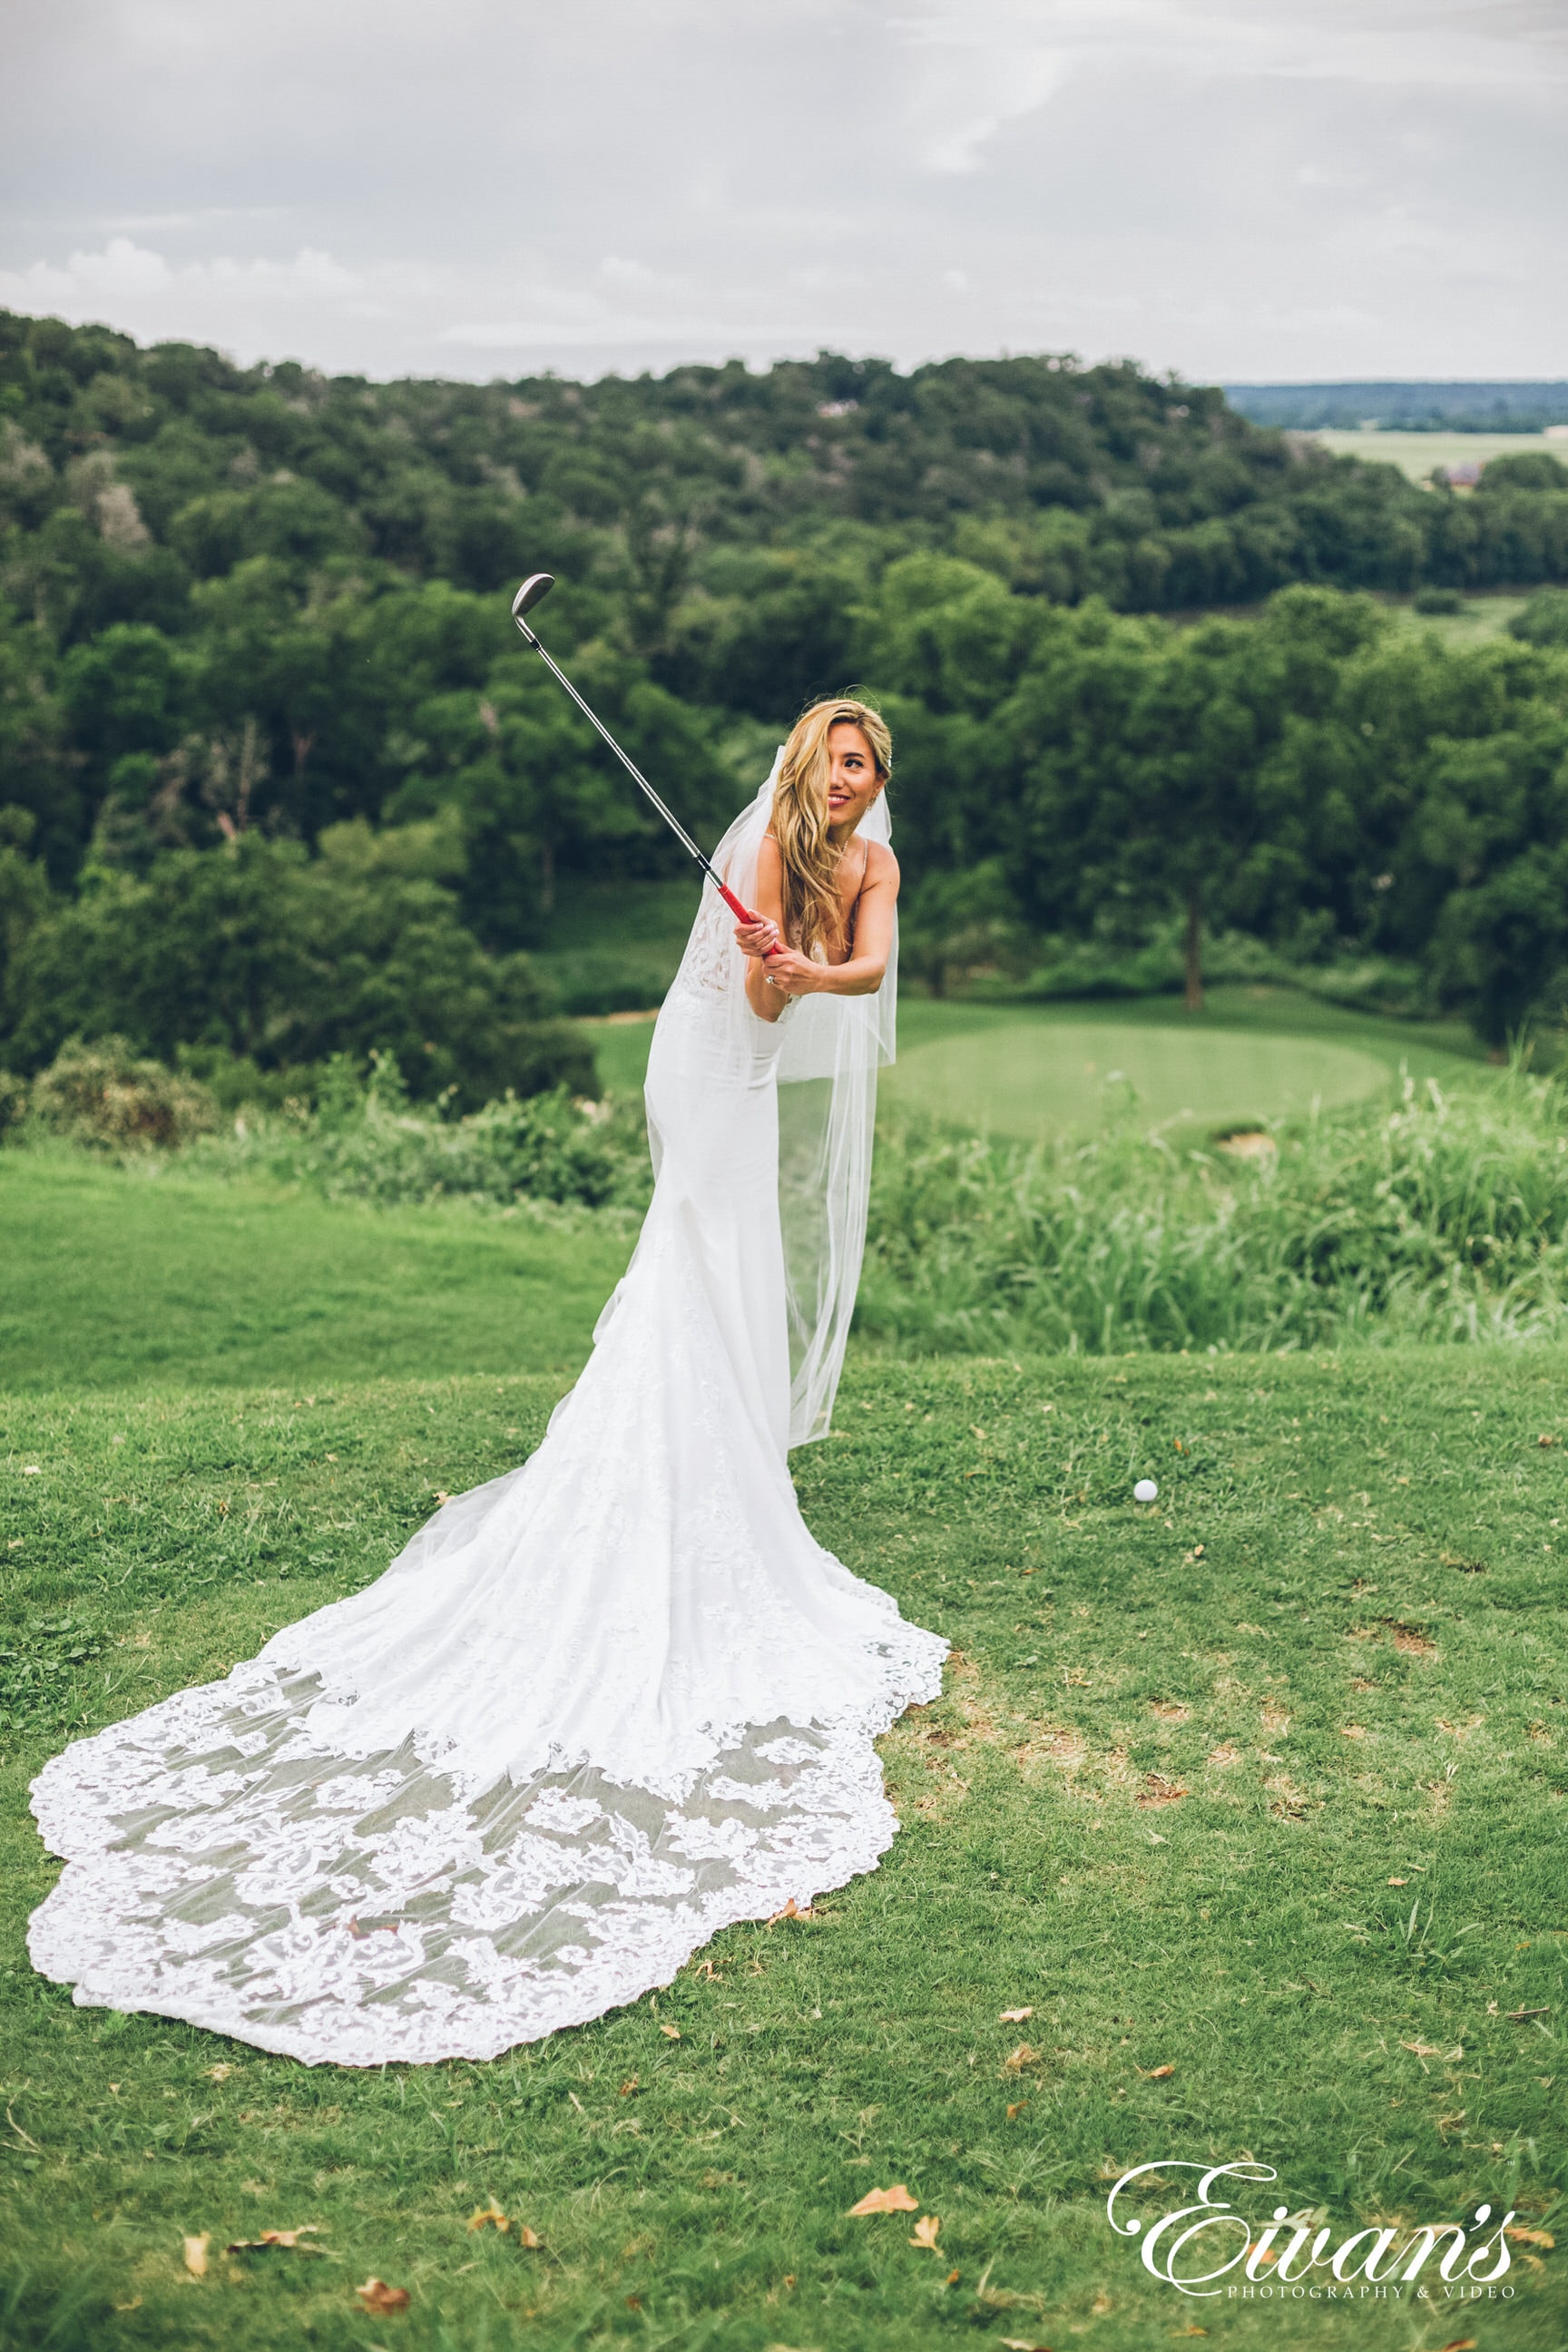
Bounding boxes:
[769,699,892,958]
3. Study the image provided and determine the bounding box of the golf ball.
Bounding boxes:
[1133,1478,1159,1504]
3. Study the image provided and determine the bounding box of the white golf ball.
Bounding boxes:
[1133,1478,1159,1504]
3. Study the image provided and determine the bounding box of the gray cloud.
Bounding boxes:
[1,0,1563,381]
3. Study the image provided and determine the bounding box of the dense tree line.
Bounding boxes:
[3,308,1568,1091]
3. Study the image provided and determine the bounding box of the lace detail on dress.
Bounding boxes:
[30,1620,942,2066]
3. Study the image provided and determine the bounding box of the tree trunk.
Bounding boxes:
[1183,882,1204,1014]
[540,836,554,916]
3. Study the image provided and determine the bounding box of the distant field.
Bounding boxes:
[1313,426,1568,482]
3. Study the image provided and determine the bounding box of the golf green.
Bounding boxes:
[879,1017,1389,1137]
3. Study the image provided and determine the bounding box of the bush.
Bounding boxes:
[858,1064,1568,1356]
[190,1054,652,1211]
[1413,586,1465,615]
[1509,588,1568,650]
[0,1068,27,1137]
[29,1035,219,1150]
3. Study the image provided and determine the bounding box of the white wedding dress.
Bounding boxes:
[27,769,946,2066]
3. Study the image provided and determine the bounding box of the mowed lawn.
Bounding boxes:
[2,1351,1565,2350]
[0,1153,634,1394]
[586,987,1483,1137]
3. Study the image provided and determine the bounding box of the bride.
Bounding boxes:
[28,699,947,2066]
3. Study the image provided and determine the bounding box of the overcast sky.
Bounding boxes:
[2,0,1563,387]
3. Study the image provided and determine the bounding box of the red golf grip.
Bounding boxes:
[716,877,784,959]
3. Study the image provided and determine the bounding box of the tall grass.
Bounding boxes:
[859,1064,1568,1355]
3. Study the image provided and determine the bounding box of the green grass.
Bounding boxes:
[584,988,1483,1125]
[0,1152,632,1394]
[3,1352,1566,2347]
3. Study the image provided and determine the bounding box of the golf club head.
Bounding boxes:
[512,573,555,633]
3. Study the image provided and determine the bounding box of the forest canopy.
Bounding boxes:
[3,308,1568,1089]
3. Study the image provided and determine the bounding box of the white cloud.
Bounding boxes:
[0,0,1563,382]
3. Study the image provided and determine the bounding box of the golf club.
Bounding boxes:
[511,573,779,954]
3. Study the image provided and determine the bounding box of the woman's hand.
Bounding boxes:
[754,945,820,995]
[733,916,780,959]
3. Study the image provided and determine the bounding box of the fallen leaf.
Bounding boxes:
[1387,1877,1407,1886]
[1006,2100,1029,2120]
[999,2007,1034,2023]
[1136,1772,1188,1808]
[182,2235,209,2278]
[1401,2040,1441,2058]
[767,1897,815,1926]
[467,2200,509,2234]
[618,2077,640,2098]
[999,2339,1054,2351]
[1137,2063,1176,2081]
[1506,2226,1555,2249]
[1538,1434,1557,1447]
[909,2214,941,2249]
[946,2268,961,2283]
[1507,2006,1551,2022]
[1004,2043,1042,2072]
[848,2184,919,2215]
[225,2227,324,2254]
[660,2022,681,2039]
[356,2277,411,2314]
[205,2063,232,2082]
[1438,2337,1478,2350]
[516,2224,542,2249]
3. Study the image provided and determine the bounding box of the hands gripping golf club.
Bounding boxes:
[511,574,780,958]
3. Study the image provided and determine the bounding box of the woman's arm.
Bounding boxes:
[735,839,899,1015]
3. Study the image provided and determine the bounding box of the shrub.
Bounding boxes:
[1413,586,1465,615]
[190,1054,652,1212]
[29,1035,219,1150]
[858,1064,1568,1356]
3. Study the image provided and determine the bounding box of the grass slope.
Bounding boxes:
[0,1154,632,1395]
[3,1353,1564,2349]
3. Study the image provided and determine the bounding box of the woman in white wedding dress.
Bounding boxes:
[28,701,946,2067]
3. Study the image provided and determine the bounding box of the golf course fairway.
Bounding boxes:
[879,1017,1390,1138]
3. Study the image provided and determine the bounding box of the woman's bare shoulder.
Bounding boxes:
[863,838,899,888]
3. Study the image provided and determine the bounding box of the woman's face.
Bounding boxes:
[825,721,883,836]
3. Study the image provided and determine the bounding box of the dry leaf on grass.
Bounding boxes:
[618,2076,640,2098]
[467,2200,509,2233]
[204,2063,232,2082]
[182,2235,209,2278]
[224,2227,323,2254]
[660,2023,681,2039]
[998,2340,1054,2351]
[999,2007,1034,2023]
[1506,2226,1555,2249]
[1136,2063,1176,2080]
[1006,2100,1029,2120]
[356,2276,411,2313]
[1438,2337,1478,2350]
[908,2214,941,2249]
[1400,2039,1441,2058]
[1004,2043,1042,2072]
[766,1896,816,1926]
[1387,1876,1408,1886]
[847,2184,918,2215]
[1206,1744,1240,1768]
[1507,2006,1551,2022]
[515,2224,542,2249]
[1136,1773,1187,1808]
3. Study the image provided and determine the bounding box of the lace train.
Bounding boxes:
[29,1621,941,2066]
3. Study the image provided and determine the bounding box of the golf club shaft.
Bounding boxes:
[514,618,776,947]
